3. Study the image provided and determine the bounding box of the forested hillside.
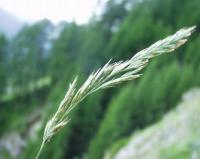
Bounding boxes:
[0,0,200,158]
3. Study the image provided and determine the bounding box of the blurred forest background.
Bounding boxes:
[0,0,200,159]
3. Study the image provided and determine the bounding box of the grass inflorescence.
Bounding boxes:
[35,26,196,159]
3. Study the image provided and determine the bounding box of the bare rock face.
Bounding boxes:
[105,88,200,159]
[0,132,26,158]
[0,112,42,158]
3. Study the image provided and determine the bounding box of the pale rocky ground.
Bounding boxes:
[105,88,200,159]
[0,112,42,158]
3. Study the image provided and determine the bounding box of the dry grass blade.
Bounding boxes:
[35,26,196,159]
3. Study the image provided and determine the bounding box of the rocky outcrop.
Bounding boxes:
[105,88,200,159]
[0,112,42,158]
[0,132,25,158]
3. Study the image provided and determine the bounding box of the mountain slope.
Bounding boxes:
[105,88,200,159]
[0,8,24,37]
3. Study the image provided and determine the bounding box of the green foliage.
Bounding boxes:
[162,144,191,159]
[0,34,8,95]
[9,20,53,88]
[50,23,84,81]
[105,137,130,159]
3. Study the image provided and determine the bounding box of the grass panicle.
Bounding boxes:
[35,26,196,159]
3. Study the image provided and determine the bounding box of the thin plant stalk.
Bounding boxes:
[35,141,45,159]
[35,26,196,159]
